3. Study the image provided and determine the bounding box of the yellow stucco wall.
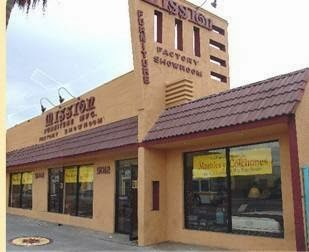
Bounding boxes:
[6,71,139,152]
[138,148,167,245]
[296,81,309,168]
[138,123,297,250]
[7,0,230,152]
[7,150,137,234]
[129,0,230,141]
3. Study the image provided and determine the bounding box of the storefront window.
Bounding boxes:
[9,172,32,209]
[48,165,93,218]
[10,173,22,208]
[184,141,284,238]
[230,142,283,237]
[21,172,32,209]
[184,149,229,232]
[77,166,93,218]
[64,167,78,215]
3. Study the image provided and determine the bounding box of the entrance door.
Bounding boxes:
[48,168,64,213]
[115,159,138,240]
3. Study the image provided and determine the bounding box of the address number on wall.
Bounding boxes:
[97,166,111,175]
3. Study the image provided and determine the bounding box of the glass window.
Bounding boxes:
[78,166,93,218]
[184,141,284,238]
[49,165,94,218]
[184,149,229,232]
[48,168,64,213]
[10,173,22,208]
[64,167,78,216]
[9,172,32,209]
[230,142,283,237]
[21,172,32,209]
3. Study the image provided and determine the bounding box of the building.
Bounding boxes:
[6,0,309,250]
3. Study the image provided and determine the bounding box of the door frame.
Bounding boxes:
[114,159,138,240]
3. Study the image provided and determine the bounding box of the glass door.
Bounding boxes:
[48,168,64,213]
[115,159,138,240]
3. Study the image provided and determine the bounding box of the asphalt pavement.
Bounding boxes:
[6,214,224,251]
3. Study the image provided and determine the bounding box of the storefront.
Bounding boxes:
[6,0,309,250]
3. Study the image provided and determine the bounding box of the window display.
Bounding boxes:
[184,149,228,232]
[184,141,283,237]
[9,172,32,209]
[48,165,93,218]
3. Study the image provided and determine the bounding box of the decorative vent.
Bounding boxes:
[165,79,194,108]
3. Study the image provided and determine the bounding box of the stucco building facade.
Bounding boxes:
[6,0,309,250]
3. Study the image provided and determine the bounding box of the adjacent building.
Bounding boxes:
[6,0,309,250]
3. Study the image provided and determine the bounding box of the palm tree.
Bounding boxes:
[6,0,47,28]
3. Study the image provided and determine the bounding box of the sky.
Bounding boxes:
[6,0,309,128]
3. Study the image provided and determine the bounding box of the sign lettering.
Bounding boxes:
[193,148,273,178]
[154,46,203,77]
[35,172,44,179]
[39,96,104,142]
[137,10,150,84]
[141,0,213,31]
[97,166,111,175]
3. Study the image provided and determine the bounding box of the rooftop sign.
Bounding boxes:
[141,0,213,30]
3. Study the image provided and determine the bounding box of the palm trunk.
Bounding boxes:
[6,0,15,28]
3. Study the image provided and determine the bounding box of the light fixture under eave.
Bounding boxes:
[196,0,218,11]
[58,87,75,104]
[41,104,46,113]
[211,0,217,8]
[40,97,56,114]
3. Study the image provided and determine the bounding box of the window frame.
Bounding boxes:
[48,167,64,213]
[47,164,94,218]
[183,140,283,238]
[9,171,33,210]
[154,10,163,43]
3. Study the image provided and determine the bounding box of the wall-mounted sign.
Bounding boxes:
[137,10,150,85]
[35,172,44,179]
[39,96,104,142]
[154,46,203,77]
[141,0,213,31]
[193,148,273,178]
[97,166,111,175]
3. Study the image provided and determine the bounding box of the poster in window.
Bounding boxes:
[22,172,32,185]
[193,148,272,178]
[65,167,77,183]
[12,173,21,185]
[193,153,226,179]
[79,166,93,183]
[230,148,272,176]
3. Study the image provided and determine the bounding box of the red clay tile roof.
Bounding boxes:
[144,68,309,142]
[7,116,138,167]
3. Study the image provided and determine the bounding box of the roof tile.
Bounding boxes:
[144,68,309,142]
[7,116,138,167]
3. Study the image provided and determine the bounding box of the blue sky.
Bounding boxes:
[6,0,309,128]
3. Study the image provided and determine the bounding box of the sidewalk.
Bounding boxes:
[7,214,225,251]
